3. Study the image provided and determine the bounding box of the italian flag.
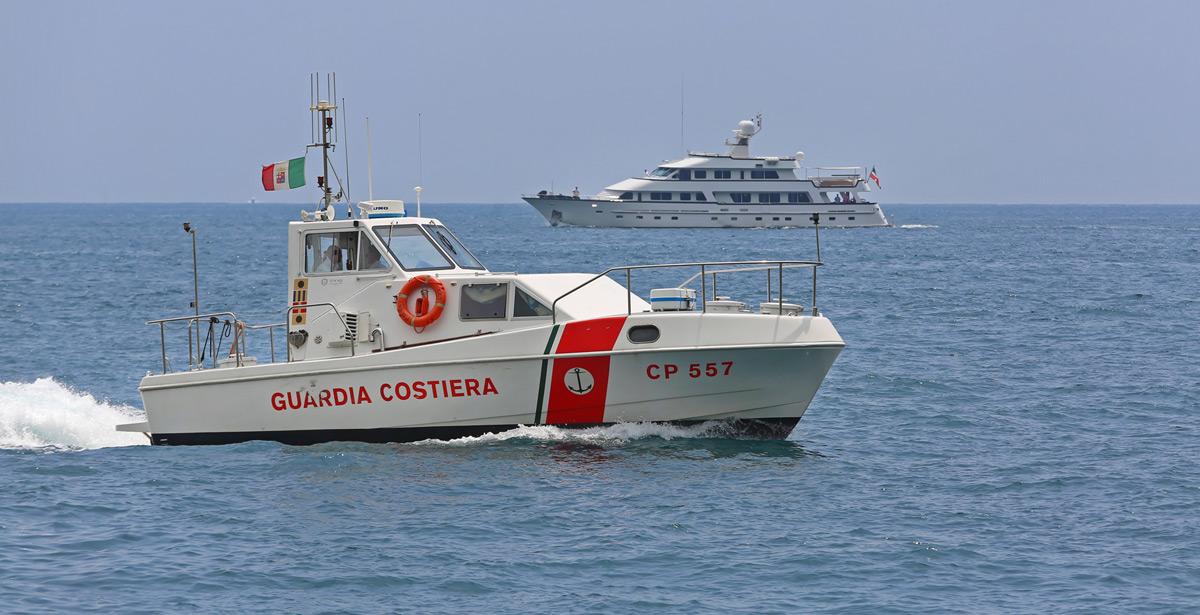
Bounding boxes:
[261,157,305,191]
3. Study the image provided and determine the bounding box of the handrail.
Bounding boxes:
[147,311,240,326]
[147,312,242,372]
[283,302,354,362]
[244,322,285,363]
[676,262,817,288]
[550,260,822,324]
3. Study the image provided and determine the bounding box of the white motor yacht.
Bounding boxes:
[524,116,890,229]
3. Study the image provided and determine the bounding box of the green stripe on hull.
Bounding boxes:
[533,324,561,425]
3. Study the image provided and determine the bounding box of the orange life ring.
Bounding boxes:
[396,275,447,329]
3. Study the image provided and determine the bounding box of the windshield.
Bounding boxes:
[423,224,485,270]
[371,225,453,271]
[650,167,674,177]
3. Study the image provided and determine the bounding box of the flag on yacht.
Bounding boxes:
[261,157,306,191]
[869,166,881,188]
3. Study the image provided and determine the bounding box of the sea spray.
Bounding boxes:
[0,378,148,450]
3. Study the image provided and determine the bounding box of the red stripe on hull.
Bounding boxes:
[545,316,627,425]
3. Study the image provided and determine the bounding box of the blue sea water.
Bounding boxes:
[0,203,1198,613]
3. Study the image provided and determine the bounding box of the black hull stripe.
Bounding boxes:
[150,417,802,446]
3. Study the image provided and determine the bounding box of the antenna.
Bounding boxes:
[366,116,374,201]
[416,112,423,217]
[309,72,339,216]
[341,96,352,218]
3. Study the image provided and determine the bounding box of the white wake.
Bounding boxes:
[899,224,939,229]
[411,421,725,446]
[0,378,148,450]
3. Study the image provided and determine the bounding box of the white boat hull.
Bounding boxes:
[524,197,890,229]
[130,313,843,445]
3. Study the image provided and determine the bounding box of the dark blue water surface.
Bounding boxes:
[1,203,1198,613]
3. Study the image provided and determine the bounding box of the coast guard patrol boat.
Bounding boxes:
[524,116,890,228]
[117,93,845,446]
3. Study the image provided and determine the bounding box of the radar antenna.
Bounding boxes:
[725,113,762,158]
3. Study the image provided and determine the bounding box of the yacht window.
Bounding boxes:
[372,225,453,271]
[694,170,707,179]
[679,192,692,201]
[677,169,691,181]
[730,193,751,203]
[423,224,485,270]
[650,192,671,201]
[750,170,766,179]
[619,192,634,200]
[513,286,552,317]
[305,231,359,273]
[461,283,509,320]
[714,170,732,179]
[787,192,812,203]
[650,167,673,177]
[695,192,707,201]
[758,193,781,203]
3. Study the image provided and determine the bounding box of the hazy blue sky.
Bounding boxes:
[2,0,1197,204]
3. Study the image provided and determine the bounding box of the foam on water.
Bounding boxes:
[411,421,725,446]
[899,223,939,229]
[0,378,148,450]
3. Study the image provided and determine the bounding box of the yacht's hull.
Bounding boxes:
[524,197,890,228]
[124,313,843,446]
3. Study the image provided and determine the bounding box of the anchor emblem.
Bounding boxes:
[564,367,594,395]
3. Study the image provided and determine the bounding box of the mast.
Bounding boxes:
[309,72,339,217]
[315,99,336,212]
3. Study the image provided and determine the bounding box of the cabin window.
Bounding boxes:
[461,283,509,320]
[758,193,780,203]
[695,192,707,201]
[671,216,679,220]
[304,231,359,273]
[513,286,552,318]
[694,170,707,179]
[423,224,485,270]
[372,225,453,271]
[848,216,856,220]
[787,192,812,203]
[677,169,691,181]
[714,170,732,179]
[730,193,751,203]
[679,192,692,201]
[650,167,673,177]
[749,170,779,179]
[650,192,671,201]
[823,191,858,203]
[619,192,634,200]
[358,233,390,270]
